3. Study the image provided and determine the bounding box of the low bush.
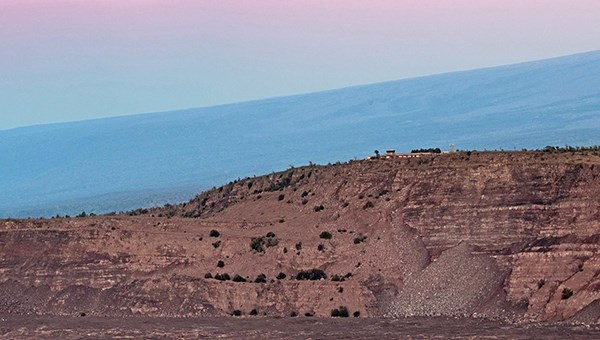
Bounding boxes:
[212,241,221,248]
[232,274,247,282]
[331,306,349,317]
[319,231,333,239]
[215,273,231,281]
[562,288,574,300]
[204,273,213,279]
[231,310,243,316]
[255,273,267,283]
[249,309,258,316]
[353,311,360,317]
[362,201,374,209]
[296,269,327,281]
[278,194,285,201]
[217,260,225,268]
[313,205,325,212]
[353,234,367,244]
[209,230,220,237]
[266,231,276,238]
[276,272,287,280]
[317,244,325,251]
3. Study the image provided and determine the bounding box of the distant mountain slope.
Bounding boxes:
[1,51,600,217]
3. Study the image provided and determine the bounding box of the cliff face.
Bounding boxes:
[1,151,599,322]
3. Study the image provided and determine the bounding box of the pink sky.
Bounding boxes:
[1,0,600,129]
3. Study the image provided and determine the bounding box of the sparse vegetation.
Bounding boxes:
[562,288,574,300]
[278,194,285,201]
[537,279,545,289]
[353,234,367,244]
[290,311,298,317]
[266,231,276,238]
[212,241,221,248]
[363,201,374,209]
[313,205,325,212]
[232,274,247,282]
[214,273,231,281]
[330,306,349,317]
[255,273,267,283]
[317,244,325,251]
[209,230,220,237]
[276,272,287,280]
[250,235,279,253]
[296,269,327,281]
[319,231,333,239]
[217,260,225,268]
[249,309,258,316]
[231,310,243,316]
[353,311,360,317]
[204,273,212,279]
[331,273,352,282]
[411,147,441,153]
[295,242,302,251]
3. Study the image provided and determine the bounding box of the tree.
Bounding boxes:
[374,150,380,157]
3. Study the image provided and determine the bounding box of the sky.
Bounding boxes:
[1,0,600,130]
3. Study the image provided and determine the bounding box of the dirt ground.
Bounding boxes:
[1,315,599,339]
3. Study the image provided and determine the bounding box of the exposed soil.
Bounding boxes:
[2,315,600,339]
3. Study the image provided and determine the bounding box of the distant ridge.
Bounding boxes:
[1,50,600,217]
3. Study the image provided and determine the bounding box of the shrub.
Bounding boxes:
[232,274,247,282]
[278,194,285,201]
[276,272,287,280]
[266,232,276,238]
[304,312,314,317]
[249,309,258,316]
[209,230,220,237]
[217,260,225,268]
[231,310,243,316]
[363,201,374,209]
[319,231,332,239]
[313,205,324,212]
[353,234,367,244]
[215,273,231,281]
[301,191,309,197]
[317,244,325,251]
[204,273,213,279]
[330,306,349,317]
[251,237,265,253]
[353,311,360,317]
[255,274,267,283]
[212,241,221,248]
[302,199,308,205]
[295,242,302,251]
[290,311,298,317]
[562,288,574,300]
[296,269,327,281]
[537,279,545,289]
[342,202,349,208]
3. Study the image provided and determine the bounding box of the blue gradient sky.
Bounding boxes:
[1,0,600,130]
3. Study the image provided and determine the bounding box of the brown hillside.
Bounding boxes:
[1,150,600,323]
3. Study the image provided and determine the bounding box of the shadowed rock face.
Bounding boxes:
[1,151,600,323]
